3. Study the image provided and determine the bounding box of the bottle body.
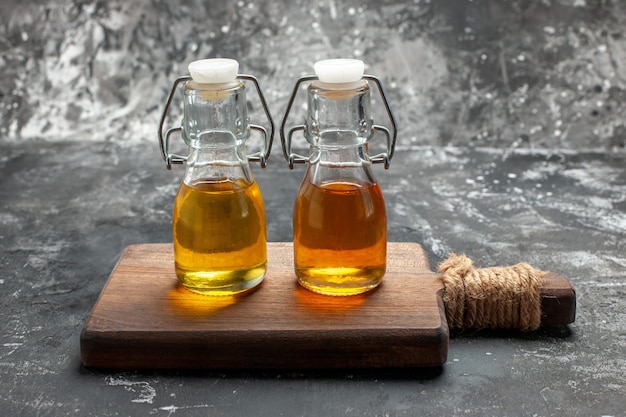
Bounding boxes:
[281,59,397,296]
[292,78,387,296]
[294,169,386,295]
[171,65,267,295]
[173,174,266,295]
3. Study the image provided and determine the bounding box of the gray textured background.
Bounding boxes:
[1,0,625,149]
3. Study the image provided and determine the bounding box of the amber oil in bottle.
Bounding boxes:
[167,59,268,295]
[294,176,386,295]
[173,176,266,295]
[290,59,388,296]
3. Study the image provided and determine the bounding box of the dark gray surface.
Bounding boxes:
[1,0,626,415]
[0,140,624,416]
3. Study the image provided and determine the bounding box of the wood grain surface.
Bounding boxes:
[80,242,449,369]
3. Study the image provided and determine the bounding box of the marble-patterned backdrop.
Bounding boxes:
[1,0,625,150]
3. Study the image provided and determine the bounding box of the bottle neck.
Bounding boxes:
[182,80,249,150]
[303,80,376,186]
[310,143,370,164]
[180,80,255,185]
[183,145,253,186]
[306,144,376,187]
[305,80,373,148]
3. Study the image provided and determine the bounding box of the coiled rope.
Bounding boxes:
[437,253,546,331]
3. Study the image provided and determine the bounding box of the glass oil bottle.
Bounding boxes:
[158,58,274,295]
[280,59,397,296]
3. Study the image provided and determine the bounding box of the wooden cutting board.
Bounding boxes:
[80,242,574,370]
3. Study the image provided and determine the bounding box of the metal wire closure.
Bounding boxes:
[279,76,316,169]
[238,74,275,168]
[158,76,189,169]
[280,75,397,169]
[158,74,275,170]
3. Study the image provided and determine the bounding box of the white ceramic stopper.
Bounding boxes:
[188,58,239,84]
[314,59,365,83]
